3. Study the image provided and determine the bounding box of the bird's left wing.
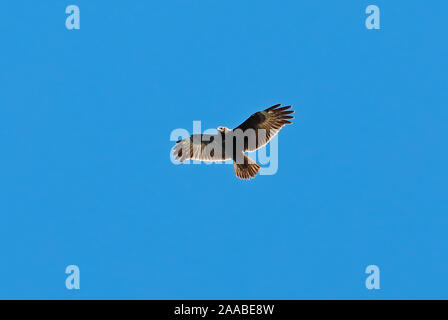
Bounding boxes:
[233,104,294,152]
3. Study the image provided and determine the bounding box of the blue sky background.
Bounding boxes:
[0,1,447,299]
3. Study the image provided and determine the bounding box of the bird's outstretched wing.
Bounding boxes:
[233,104,294,152]
[173,134,228,162]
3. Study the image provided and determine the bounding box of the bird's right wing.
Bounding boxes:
[173,133,225,162]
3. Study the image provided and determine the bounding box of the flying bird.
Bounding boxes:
[173,104,294,179]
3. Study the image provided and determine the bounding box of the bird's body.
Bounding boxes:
[173,104,294,179]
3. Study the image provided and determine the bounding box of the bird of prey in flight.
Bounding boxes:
[173,104,294,179]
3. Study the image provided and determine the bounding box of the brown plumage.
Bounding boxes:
[234,104,294,152]
[173,104,294,179]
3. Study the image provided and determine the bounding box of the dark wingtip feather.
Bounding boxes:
[266,104,281,111]
[276,105,291,112]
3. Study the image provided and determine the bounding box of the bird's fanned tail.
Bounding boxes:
[233,154,261,180]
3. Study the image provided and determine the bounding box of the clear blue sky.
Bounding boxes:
[1,1,447,299]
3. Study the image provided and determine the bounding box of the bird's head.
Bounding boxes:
[217,126,231,133]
